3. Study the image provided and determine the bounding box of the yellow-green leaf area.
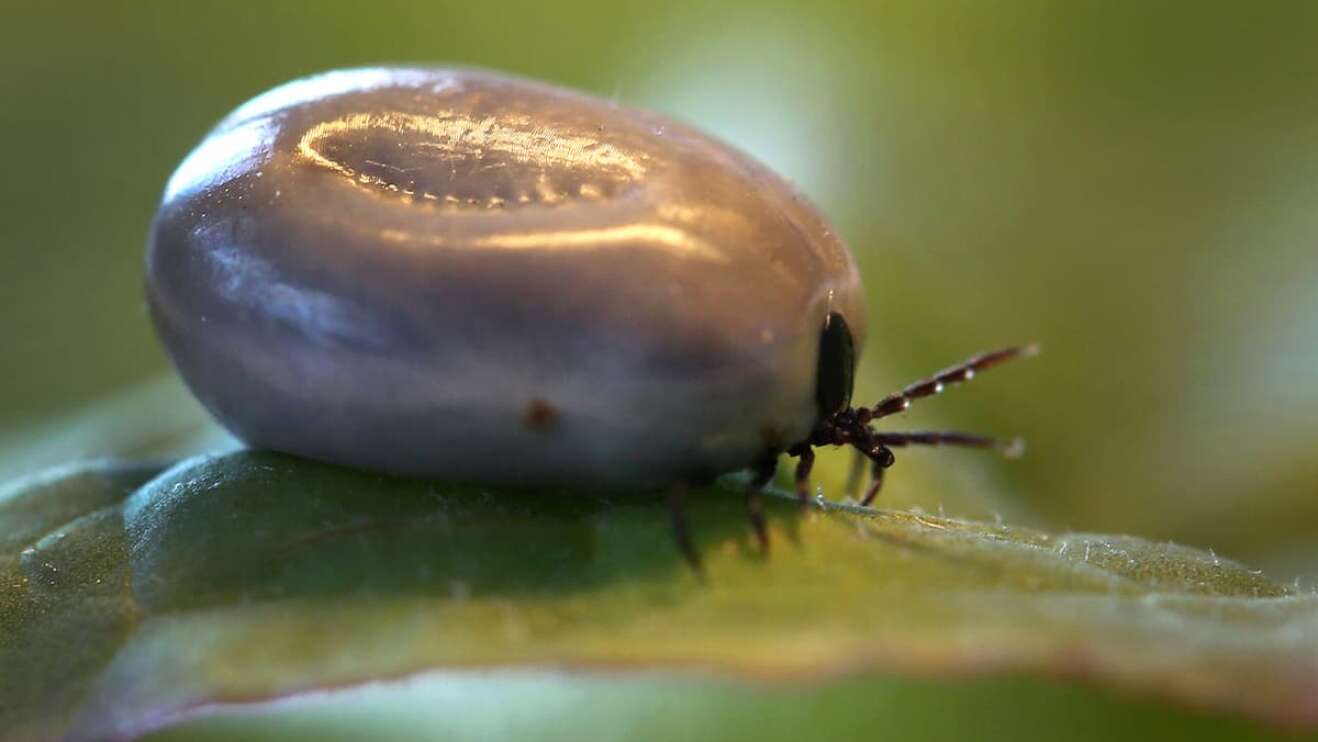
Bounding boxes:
[2,452,1316,741]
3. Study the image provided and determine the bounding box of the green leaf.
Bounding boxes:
[0,376,234,484]
[2,451,1316,741]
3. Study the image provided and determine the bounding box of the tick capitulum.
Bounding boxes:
[672,339,1038,572]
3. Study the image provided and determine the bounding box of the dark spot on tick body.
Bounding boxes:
[524,398,560,431]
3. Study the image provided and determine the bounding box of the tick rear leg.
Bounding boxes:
[745,454,777,554]
[668,483,704,576]
[790,445,815,506]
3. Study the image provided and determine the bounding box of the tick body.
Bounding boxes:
[148,67,1031,562]
[149,67,866,488]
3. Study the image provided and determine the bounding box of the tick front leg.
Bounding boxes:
[859,444,896,507]
[873,431,1024,458]
[856,345,1038,421]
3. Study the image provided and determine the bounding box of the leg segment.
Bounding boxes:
[745,455,777,553]
[843,448,866,501]
[859,345,1039,421]
[859,462,884,507]
[668,483,704,575]
[792,446,815,505]
[857,444,896,506]
[859,447,896,507]
[873,431,1025,458]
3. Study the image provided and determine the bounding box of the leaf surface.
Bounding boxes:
[2,452,1315,741]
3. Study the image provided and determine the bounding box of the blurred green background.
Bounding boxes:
[3,1,1317,578]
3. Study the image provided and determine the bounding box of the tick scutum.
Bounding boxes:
[814,311,856,422]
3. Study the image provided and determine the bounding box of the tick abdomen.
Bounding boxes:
[147,67,866,488]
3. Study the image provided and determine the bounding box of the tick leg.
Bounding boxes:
[746,454,777,554]
[873,431,1025,458]
[857,345,1039,421]
[668,483,704,576]
[792,446,815,506]
[854,445,896,508]
[843,448,866,501]
[859,458,888,507]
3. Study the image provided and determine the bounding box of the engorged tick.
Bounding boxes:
[146,66,1035,571]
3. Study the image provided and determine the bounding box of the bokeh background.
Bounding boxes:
[3,1,1317,578]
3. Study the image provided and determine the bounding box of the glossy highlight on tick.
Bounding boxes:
[146,66,1034,571]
